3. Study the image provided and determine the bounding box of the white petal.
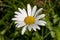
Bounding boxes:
[15,21,23,23]
[12,13,26,21]
[16,23,25,28]
[18,8,22,13]
[22,9,27,17]
[21,26,27,35]
[18,8,27,17]
[35,8,43,17]
[14,11,21,15]
[27,4,31,16]
[12,17,24,21]
[14,13,23,17]
[32,24,37,31]
[12,18,18,20]
[36,20,46,26]
[31,6,37,16]
[35,25,40,30]
[28,25,32,31]
[15,21,25,28]
[36,14,45,20]
[14,12,25,18]
[15,15,25,19]
[32,26,36,31]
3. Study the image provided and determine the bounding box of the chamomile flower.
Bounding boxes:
[12,4,46,35]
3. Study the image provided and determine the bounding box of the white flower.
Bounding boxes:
[12,4,46,35]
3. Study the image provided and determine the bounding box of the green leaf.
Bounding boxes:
[46,21,55,38]
[0,35,4,40]
[55,27,60,40]
[32,32,42,40]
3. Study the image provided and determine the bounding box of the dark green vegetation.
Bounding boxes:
[0,0,60,40]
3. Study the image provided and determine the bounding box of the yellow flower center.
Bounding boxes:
[24,16,35,25]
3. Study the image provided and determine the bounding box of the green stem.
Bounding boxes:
[42,28,44,40]
[44,32,50,39]
[0,35,4,40]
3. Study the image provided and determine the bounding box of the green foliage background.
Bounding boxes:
[0,0,60,40]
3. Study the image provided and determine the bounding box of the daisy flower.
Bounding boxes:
[12,4,46,35]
